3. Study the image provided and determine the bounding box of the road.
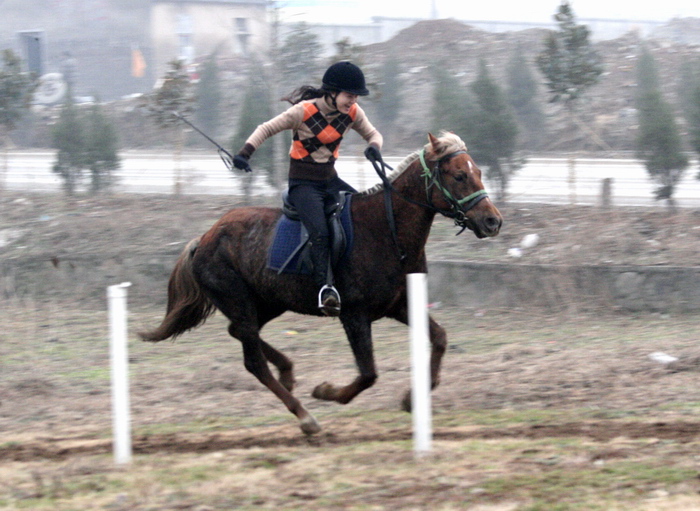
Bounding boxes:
[2,150,700,207]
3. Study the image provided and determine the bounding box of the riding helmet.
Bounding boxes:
[321,61,369,96]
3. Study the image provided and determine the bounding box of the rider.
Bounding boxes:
[233,61,385,317]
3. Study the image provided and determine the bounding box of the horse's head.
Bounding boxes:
[422,132,502,238]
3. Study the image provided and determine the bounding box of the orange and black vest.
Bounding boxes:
[290,102,358,163]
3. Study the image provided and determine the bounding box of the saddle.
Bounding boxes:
[267,191,354,275]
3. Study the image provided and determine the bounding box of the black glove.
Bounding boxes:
[364,145,383,164]
[233,154,252,173]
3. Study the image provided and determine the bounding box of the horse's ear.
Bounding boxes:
[428,133,442,155]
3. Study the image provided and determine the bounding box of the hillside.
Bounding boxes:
[362,18,700,153]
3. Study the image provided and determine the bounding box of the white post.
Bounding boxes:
[108,282,132,465]
[407,273,433,456]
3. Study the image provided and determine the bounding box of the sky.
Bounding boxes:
[278,0,700,25]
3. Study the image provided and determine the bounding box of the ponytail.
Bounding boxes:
[282,85,328,105]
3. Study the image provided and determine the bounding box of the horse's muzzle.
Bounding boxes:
[477,213,502,238]
[468,203,502,238]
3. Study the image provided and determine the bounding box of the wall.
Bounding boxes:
[4,252,700,313]
[427,261,700,313]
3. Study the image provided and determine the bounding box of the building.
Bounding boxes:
[150,0,270,77]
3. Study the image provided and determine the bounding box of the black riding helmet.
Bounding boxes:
[321,61,369,96]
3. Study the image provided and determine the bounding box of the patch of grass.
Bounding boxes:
[133,414,294,436]
[435,409,569,427]
[58,367,111,382]
[153,464,229,487]
[477,462,698,509]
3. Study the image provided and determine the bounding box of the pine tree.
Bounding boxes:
[278,23,323,85]
[0,49,36,137]
[635,47,688,205]
[679,58,700,177]
[536,1,604,155]
[330,38,365,67]
[431,65,469,135]
[374,57,402,143]
[52,94,85,195]
[0,49,36,188]
[84,101,120,193]
[195,53,221,140]
[689,84,700,177]
[535,2,603,107]
[676,58,700,109]
[231,69,274,202]
[465,60,519,199]
[536,2,604,200]
[506,47,546,150]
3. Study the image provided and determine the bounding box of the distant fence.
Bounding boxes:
[5,152,700,207]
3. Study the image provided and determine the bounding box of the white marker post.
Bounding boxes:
[407,273,433,456]
[108,282,132,465]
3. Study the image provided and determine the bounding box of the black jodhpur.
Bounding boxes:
[287,175,356,289]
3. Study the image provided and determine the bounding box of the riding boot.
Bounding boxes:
[309,235,340,316]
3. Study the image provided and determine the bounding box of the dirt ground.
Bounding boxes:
[2,192,700,509]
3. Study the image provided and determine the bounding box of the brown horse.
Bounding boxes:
[140,132,502,435]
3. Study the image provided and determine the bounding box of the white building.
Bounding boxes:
[150,0,270,77]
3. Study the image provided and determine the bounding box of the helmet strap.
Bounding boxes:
[325,92,340,114]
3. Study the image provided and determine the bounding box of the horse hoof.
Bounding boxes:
[300,415,322,435]
[312,382,335,401]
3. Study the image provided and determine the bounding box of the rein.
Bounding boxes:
[370,158,407,261]
[368,148,490,260]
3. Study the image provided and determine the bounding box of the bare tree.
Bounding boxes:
[143,59,194,194]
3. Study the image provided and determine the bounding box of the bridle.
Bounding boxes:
[417,149,489,235]
[369,148,490,260]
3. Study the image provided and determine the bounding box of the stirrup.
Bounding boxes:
[318,285,341,316]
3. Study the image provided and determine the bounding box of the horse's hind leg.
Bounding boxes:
[227,322,320,435]
[390,307,447,412]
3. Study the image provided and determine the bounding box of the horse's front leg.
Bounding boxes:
[312,314,377,404]
[390,305,447,412]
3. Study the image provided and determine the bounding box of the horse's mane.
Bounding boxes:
[358,131,468,196]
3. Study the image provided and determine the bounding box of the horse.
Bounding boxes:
[139,131,503,435]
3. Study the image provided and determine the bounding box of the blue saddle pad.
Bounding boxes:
[268,195,354,275]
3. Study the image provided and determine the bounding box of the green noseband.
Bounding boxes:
[418,149,489,209]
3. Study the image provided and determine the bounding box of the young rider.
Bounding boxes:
[232,61,385,316]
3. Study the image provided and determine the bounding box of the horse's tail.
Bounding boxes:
[139,237,216,342]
